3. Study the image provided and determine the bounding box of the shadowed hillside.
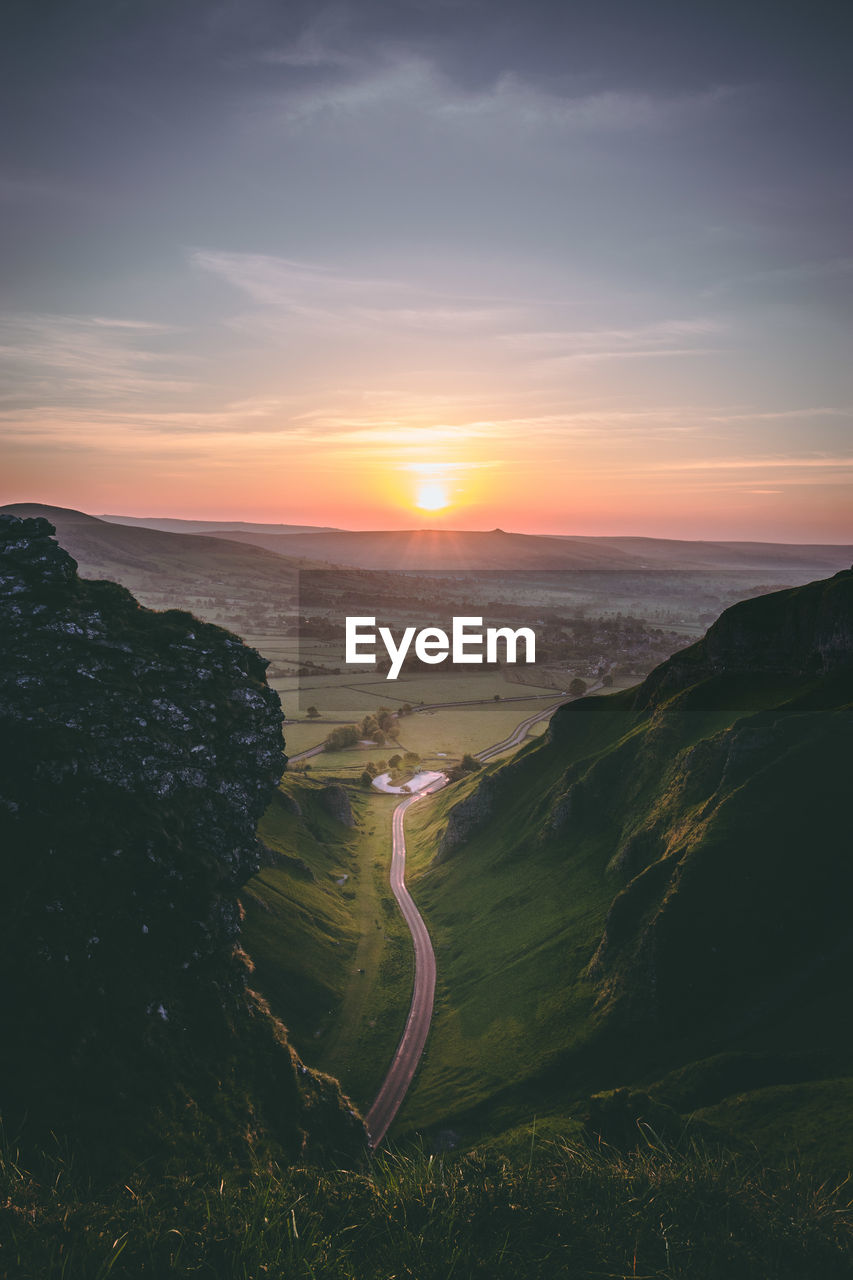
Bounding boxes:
[0,502,310,612]
[402,567,853,1164]
[2,519,852,1275]
[0,514,364,1168]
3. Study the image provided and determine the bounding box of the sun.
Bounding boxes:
[416,480,450,511]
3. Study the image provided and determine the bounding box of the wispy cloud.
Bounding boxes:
[501,318,725,365]
[704,256,853,300]
[192,249,518,338]
[0,313,195,403]
[250,50,739,139]
[193,248,728,372]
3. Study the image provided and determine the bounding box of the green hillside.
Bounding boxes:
[240,780,419,1108]
[397,569,853,1165]
[3,517,852,1275]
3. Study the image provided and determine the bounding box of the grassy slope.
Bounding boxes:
[396,669,853,1167]
[5,1133,853,1280]
[241,780,415,1110]
[400,693,634,1132]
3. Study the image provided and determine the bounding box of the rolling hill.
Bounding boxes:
[0,503,309,622]
[194,526,853,572]
[101,514,340,535]
[397,566,853,1167]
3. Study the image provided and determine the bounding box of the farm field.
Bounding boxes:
[284,695,565,772]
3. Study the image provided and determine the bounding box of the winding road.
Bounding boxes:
[365,691,589,1148]
[365,779,446,1148]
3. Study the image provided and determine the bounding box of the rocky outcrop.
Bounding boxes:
[318,783,355,827]
[436,774,502,861]
[0,515,365,1164]
[635,567,853,711]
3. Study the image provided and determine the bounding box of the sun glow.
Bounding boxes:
[416,480,450,511]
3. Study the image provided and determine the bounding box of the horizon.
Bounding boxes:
[1,2,851,542]
[2,498,852,547]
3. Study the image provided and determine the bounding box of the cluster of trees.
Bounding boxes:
[360,749,421,789]
[324,724,360,752]
[445,753,482,783]
[359,707,400,747]
[324,706,405,753]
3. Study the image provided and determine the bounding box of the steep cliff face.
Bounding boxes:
[0,515,364,1164]
[428,568,853,1061]
[552,573,853,1037]
[635,567,853,710]
[437,773,501,861]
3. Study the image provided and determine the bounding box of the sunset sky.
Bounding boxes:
[1,0,851,540]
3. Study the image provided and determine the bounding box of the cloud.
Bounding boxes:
[191,248,525,344]
[0,313,195,403]
[192,248,729,373]
[250,48,739,140]
[704,256,853,300]
[501,317,725,365]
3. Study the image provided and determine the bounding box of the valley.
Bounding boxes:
[243,565,853,1176]
[3,511,853,1277]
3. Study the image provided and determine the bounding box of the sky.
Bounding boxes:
[1,0,851,540]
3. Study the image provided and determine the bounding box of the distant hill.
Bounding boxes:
[101,514,341,535]
[0,503,312,622]
[401,567,853,1168]
[6,505,851,576]
[206,526,853,572]
[557,533,853,572]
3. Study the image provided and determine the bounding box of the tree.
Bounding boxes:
[389,754,402,770]
[324,724,360,751]
[306,705,320,718]
[602,673,614,688]
[569,677,587,697]
[360,769,376,788]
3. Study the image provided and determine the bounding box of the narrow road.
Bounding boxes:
[365,691,599,1147]
[287,689,574,762]
[475,696,571,762]
[365,778,446,1149]
[287,741,326,763]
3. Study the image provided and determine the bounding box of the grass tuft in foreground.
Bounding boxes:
[3,1129,852,1278]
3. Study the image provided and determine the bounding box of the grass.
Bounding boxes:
[3,1130,852,1279]
[276,667,557,720]
[390,673,853,1151]
[285,698,562,768]
[242,781,417,1110]
[395,693,634,1135]
[694,1079,853,1175]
